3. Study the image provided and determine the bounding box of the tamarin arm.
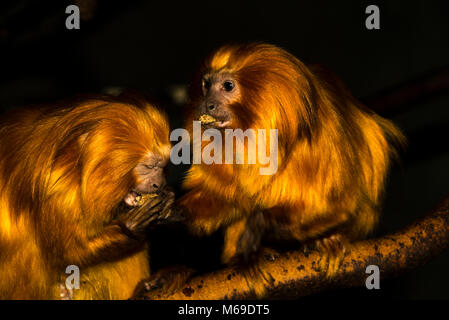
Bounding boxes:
[64,194,172,267]
[65,223,143,267]
[291,209,351,242]
[179,189,236,235]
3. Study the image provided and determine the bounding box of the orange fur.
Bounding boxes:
[180,43,405,295]
[0,95,171,299]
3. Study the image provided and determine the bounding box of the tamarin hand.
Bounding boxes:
[116,188,177,239]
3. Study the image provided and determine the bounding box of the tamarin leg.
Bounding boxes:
[291,210,351,277]
[314,233,349,277]
[234,211,267,262]
[222,218,248,264]
[223,211,273,297]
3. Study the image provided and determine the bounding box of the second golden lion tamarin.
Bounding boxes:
[176,43,406,296]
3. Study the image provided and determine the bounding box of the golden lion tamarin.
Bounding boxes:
[177,43,406,296]
[0,95,177,299]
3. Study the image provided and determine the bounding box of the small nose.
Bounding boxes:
[153,179,166,189]
[207,104,215,111]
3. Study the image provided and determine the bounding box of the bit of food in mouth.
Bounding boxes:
[199,114,231,128]
[124,191,158,207]
[199,114,217,124]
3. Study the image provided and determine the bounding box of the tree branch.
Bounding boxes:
[134,193,449,300]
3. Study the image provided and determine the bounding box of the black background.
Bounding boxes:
[0,0,448,299]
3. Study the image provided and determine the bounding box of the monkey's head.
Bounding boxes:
[47,97,172,216]
[191,43,318,150]
[196,70,239,129]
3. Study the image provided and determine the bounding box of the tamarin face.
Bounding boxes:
[191,43,310,134]
[124,153,169,206]
[196,71,240,129]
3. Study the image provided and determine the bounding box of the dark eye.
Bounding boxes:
[202,79,211,90]
[145,164,155,169]
[223,80,235,92]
